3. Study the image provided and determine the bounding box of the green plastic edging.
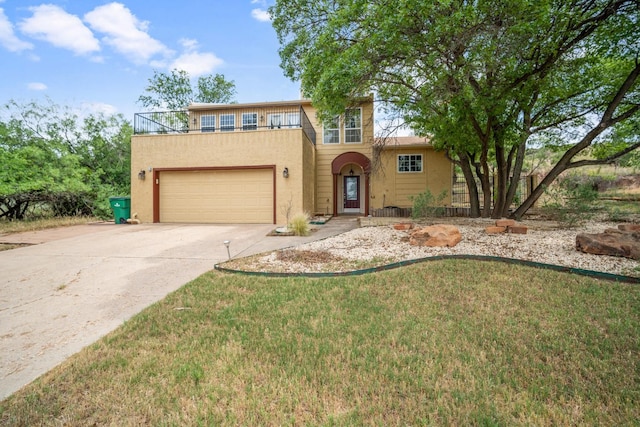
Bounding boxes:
[214,254,640,284]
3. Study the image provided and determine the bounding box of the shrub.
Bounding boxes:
[288,213,310,236]
[541,175,600,226]
[410,190,448,219]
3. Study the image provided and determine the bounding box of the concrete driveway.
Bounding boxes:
[0,218,358,401]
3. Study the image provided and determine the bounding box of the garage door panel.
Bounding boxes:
[159,169,273,223]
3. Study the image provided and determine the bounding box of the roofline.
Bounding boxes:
[188,99,314,111]
[187,93,374,111]
[374,136,433,148]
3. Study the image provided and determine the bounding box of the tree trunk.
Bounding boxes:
[491,141,508,219]
[458,152,481,217]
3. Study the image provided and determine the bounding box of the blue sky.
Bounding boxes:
[0,0,300,120]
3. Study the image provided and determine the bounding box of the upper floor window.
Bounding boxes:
[398,154,423,172]
[323,116,340,144]
[267,113,283,129]
[345,108,361,143]
[201,115,216,132]
[286,112,300,128]
[242,112,258,131]
[220,114,235,132]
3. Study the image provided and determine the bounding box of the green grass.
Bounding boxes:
[1,261,639,425]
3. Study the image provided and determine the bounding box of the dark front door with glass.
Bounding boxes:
[344,176,360,209]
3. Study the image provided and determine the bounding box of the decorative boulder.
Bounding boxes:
[409,224,462,247]
[393,222,414,231]
[576,226,640,260]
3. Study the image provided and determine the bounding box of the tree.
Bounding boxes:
[0,99,132,219]
[137,69,237,111]
[271,0,640,218]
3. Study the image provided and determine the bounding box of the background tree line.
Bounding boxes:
[0,99,131,220]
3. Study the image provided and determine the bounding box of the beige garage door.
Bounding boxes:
[159,169,274,223]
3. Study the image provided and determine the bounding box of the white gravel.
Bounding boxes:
[243,220,639,277]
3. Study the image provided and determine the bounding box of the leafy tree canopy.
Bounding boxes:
[0,99,131,220]
[271,0,640,218]
[137,69,237,111]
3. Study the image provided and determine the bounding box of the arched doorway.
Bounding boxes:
[331,152,371,216]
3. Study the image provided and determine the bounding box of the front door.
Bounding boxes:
[344,176,360,209]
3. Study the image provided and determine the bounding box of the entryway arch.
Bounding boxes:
[331,152,371,216]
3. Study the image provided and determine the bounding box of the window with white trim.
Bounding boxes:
[267,113,283,129]
[398,154,423,172]
[200,115,215,132]
[220,114,235,132]
[323,116,340,144]
[344,108,362,143]
[242,112,258,130]
[286,112,300,128]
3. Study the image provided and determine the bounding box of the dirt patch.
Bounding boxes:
[276,249,342,264]
[0,243,32,252]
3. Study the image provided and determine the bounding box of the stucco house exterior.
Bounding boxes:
[130,96,452,224]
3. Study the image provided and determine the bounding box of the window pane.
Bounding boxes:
[345,109,361,129]
[220,114,235,132]
[267,114,282,129]
[201,115,215,132]
[398,154,422,172]
[323,116,340,144]
[324,129,339,144]
[242,113,257,131]
[345,108,361,143]
[345,129,361,143]
[286,112,300,127]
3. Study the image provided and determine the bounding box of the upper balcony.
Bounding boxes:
[133,104,317,145]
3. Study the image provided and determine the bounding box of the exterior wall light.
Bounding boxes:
[283,167,289,178]
[138,170,146,180]
[192,117,197,125]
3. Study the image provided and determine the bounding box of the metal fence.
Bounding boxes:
[451,174,533,208]
[367,174,536,218]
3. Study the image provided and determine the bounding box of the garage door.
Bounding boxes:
[158,168,274,223]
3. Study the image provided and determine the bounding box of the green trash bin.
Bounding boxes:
[109,196,131,224]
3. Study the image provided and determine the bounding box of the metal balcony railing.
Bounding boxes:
[134,110,189,134]
[134,106,317,145]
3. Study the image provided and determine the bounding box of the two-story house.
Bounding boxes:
[130,96,451,224]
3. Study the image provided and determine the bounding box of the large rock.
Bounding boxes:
[576,225,640,260]
[409,224,462,247]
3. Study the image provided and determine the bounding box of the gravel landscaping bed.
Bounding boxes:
[221,218,640,277]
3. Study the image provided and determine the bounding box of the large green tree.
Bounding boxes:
[0,99,131,219]
[271,0,640,218]
[137,69,237,111]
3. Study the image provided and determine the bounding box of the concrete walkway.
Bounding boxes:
[0,217,358,401]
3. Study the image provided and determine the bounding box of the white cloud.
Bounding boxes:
[251,8,271,22]
[79,102,118,116]
[0,8,33,52]
[84,2,170,65]
[170,51,224,76]
[19,4,100,55]
[167,38,223,76]
[179,38,198,52]
[27,82,47,91]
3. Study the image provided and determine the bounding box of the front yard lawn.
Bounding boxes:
[1,260,639,425]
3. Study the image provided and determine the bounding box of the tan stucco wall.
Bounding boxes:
[370,145,452,210]
[131,128,313,224]
[303,99,375,215]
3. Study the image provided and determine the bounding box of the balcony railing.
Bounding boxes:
[134,110,190,134]
[134,106,317,145]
